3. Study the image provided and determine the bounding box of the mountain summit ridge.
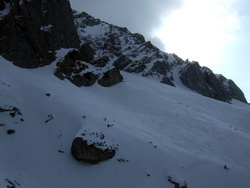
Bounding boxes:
[73,11,247,103]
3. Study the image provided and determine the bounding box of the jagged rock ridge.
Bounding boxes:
[73,11,247,103]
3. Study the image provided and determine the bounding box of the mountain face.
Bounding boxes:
[0,0,79,68]
[0,0,247,103]
[73,12,247,103]
[1,1,250,188]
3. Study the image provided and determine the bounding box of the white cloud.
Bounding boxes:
[153,0,240,68]
[70,0,183,41]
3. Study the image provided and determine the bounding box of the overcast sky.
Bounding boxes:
[70,0,250,102]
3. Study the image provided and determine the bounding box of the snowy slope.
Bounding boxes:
[1,55,250,188]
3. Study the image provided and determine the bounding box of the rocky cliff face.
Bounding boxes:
[74,12,175,85]
[216,74,247,103]
[0,0,80,68]
[179,63,246,103]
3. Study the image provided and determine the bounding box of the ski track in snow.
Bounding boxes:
[0,56,250,188]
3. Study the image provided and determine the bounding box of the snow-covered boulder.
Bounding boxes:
[71,137,116,164]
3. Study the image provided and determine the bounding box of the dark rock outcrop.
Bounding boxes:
[201,67,229,102]
[217,75,247,103]
[91,56,109,67]
[54,44,123,87]
[180,62,247,103]
[125,61,147,73]
[133,33,146,44]
[150,61,170,76]
[0,0,80,68]
[180,62,212,97]
[98,68,123,87]
[113,55,133,70]
[70,73,98,87]
[78,43,95,62]
[56,51,88,76]
[54,47,98,87]
[161,77,175,87]
[74,11,101,28]
[180,62,229,101]
[71,137,116,164]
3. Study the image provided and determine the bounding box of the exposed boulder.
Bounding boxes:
[71,137,116,164]
[0,0,80,68]
[98,68,123,87]
[70,72,98,87]
[54,69,65,80]
[161,77,175,87]
[78,43,95,62]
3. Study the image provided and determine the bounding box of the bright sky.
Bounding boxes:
[70,0,250,102]
[153,0,239,67]
[154,0,250,102]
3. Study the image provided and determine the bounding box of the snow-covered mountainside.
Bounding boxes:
[1,54,250,188]
[73,11,247,103]
[1,1,250,187]
[0,0,247,103]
